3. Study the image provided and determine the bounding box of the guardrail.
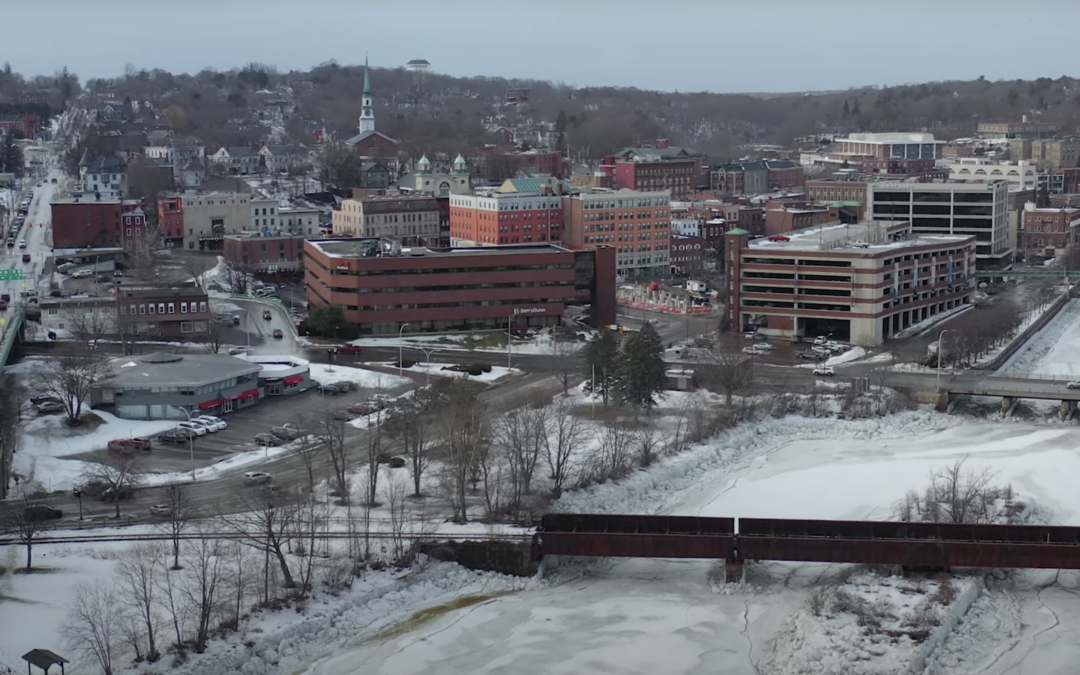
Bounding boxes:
[0,530,533,546]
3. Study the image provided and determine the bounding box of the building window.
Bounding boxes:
[199,301,208,313]
[181,322,192,333]
[168,302,175,314]
[157,303,165,314]
[148,304,156,315]
[181,302,187,313]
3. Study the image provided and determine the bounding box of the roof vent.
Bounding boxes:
[140,351,183,364]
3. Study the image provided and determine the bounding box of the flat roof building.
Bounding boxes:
[725,221,976,346]
[303,239,615,335]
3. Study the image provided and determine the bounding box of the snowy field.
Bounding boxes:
[353,333,587,356]
[306,362,410,390]
[389,362,518,384]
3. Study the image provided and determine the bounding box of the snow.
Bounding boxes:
[796,346,867,368]
[352,332,587,356]
[390,362,518,383]
[892,304,973,339]
[999,298,1080,377]
[307,363,410,389]
[15,410,178,490]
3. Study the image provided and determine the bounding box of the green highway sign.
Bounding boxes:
[0,270,24,281]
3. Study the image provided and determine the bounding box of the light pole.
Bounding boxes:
[398,322,411,376]
[414,345,441,386]
[935,329,963,392]
[180,407,197,481]
[507,314,513,370]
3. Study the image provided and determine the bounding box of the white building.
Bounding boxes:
[209,147,260,175]
[406,59,431,73]
[835,132,947,160]
[79,154,128,197]
[37,297,117,337]
[172,190,278,250]
[867,180,1012,271]
[948,159,1038,190]
[258,145,306,174]
[278,205,320,236]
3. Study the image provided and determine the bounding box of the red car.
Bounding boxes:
[272,329,283,339]
[0,300,7,311]
[767,235,790,242]
[22,253,30,263]
[108,437,152,454]
[336,344,362,354]
[347,403,375,416]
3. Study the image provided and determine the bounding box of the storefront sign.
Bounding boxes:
[513,307,546,315]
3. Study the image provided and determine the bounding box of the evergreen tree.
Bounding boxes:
[613,322,666,411]
[842,100,850,119]
[851,98,861,116]
[581,330,619,407]
[0,133,23,176]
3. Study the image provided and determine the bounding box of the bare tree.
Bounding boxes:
[68,309,116,350]
[34,342,111,425]
[63,579,121,675]
[633,425,663,468]
[202,318,225,354]
[0,382,22,499]
[182,256,216,290]
[493,399,548,519]
[383,468,411,563]
[894,458,1001,524]
[543,397,587,496]
[180,530,226,653]
[550,337,579,395]
[703,348,755,406]
[155,485,195,570]
[436,380,489,523]
[2,492,52,571]
[590,418,634,483]
[222,540,256,630]
[223,260,255,296]
[384,391,436,497]
[289,414,322,494]
[218,489,301,590]
[155,558,189,649]
[314,407,350,502]
[83,454,143,519]
[116,544,162,662]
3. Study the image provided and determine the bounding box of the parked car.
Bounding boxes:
[195,415,227,431]
[377,454,406,469]
[113,270,123,277]
[332,409,355,421]
[270,424,302,441]
[149,504,173,517]
[22,253,30,263]
[228,347,248,355]
[272,329,284,339]
[107,437,152,454]
[813,366,836,377]
[158,429,195,443]
[797,350,821,360]
[767,235,790,242]
[75,481,109,497]
[101,485,135,502]
[263,309,272,320]
[177,420,209,436]
[71,269,92,279]
[35,400,63,413]
[243,471,272,485]
[29,394,59,406]
[23,505,62,522]
[318,382,349,395]
[347,403,375,416]
[254,432,283,447]
[813,335,829,346]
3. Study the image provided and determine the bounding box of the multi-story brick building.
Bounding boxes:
[562,189,672,278]
[806,180,868,215]
[0,113,42,138]
[303,239,615,335]
[51,196,146,249]
[448,190,564,246]
[116,286,213,338]
[670,235,706,276]
[1046,167,1080,194]
[1009,138,1080,170]
[223,234,306,273]
[866,181,1012,271]
[1019,203,1080,259]
[978,121,1060,139]
[332,194,442,246]
[158,196,185,248]
[603,141,703,198]
[724,220,975,345]
[765,205,846,236]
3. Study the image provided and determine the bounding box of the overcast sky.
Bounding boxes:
[5,0,1074,93]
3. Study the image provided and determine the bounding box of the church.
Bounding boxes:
[408,153,471,196]
[344,60,400,162]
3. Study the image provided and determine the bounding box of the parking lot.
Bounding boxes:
[66,375,417,474]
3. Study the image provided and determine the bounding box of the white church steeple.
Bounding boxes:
[359,57,375,134]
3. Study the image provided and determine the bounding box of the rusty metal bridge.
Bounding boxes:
[534,514,1080,579]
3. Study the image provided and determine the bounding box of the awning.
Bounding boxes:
[240,389,260,400]
[283,375,304,386]
[198,399,223,410]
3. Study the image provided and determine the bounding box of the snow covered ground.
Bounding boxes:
[307,362,410,389]
[999,298,1080,377]
[353,332,587,356]
[390,362,518,384]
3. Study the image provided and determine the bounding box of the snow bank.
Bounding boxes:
[392,362,518,383]
[999,299,1080,376]
[761,574,980,675]
[306,363,410,389]
[555,410,956,516]
[167,565,528,675]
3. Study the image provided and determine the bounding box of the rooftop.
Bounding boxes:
[309,238,571,259]
[842,132,944,144]
[117,286,208,299]
[747,221,972,254]
[53,197,141,205]
[102,352,262,389]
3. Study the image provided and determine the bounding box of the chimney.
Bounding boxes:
[555,182,564,196]
[657,138,670,149]
[632,140,641,148]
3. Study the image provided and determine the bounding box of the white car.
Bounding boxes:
[1066,381,1080,389]
[149,504,172,517]
[196,415,227,431]
[243,471,272,485]
[813,335,828,346]
[227,347,247,355]
[177,420,208,436]
[71,269,93,279]
[813,366,836,377]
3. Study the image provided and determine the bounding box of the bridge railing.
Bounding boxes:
[985,372,1075,382]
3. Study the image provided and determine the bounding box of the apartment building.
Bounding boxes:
[562,189,672,278]
[1009,138,1080,170]
[948,159,1038,190]
[448,191,564,246]
[1019,203,1080,259]
[724,221,976,346]
[50,197,146,249]
[116,286,213,338]
[159,190,277,250]
[603,141,703,198]
[866,181,1012,271]
[332,194,441,246]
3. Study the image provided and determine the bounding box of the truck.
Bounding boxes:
[685,280,708,293]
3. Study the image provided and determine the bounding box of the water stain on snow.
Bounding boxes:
[366,589,519,644]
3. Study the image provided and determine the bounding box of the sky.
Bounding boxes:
[5,0,1076,93]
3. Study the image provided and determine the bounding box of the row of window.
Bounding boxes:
[120,301,209,316]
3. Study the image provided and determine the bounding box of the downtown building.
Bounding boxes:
[562,189,672,278]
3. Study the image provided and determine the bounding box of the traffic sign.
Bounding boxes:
[0,270,23,281]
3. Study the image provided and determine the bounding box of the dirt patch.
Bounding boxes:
[367,589,518,643]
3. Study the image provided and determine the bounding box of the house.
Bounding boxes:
[79,153,129,197]
[209,146,260,175]
[359,161,391,189]
[258,145,305,174]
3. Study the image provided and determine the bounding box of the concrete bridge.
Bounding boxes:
[0,307,24,376]
[877,370,1080,419]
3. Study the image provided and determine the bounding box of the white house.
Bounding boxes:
[258,145,305,174]
[209,146,260,175]
[79,153,128,197]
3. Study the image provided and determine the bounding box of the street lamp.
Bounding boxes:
[398,322,411,376]
[414,345,441,386]
[934,329,964,393]
[507,314,513,370]
[180,407,197,481]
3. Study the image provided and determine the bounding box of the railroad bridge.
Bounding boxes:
[534,514,1080,582]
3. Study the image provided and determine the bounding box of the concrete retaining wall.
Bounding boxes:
[979,283,1080,371]
[909,576,985,674]
[416,540,538,577]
